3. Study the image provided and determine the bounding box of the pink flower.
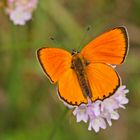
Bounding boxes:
[6,0,38,25]
[9,6,31,25]
[88,116,107,132]
[71,85,129,132]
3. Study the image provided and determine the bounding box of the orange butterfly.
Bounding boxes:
[37,27,129,106]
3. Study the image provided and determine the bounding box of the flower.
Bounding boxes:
[71,85,129,132]
[6,0,38,25]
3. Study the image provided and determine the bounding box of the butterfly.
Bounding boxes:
[37,27,129,106]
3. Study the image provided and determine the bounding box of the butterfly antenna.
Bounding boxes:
[77,25,91,52]
[50,37,55,41]
[49,36,70,51]
[49,36,62,48]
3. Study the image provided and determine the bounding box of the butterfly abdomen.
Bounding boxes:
[71,53,92,98]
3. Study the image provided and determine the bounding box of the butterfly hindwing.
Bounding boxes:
[81,27,128,65]
[86,63,120,101]
[37,48,72,83]
[58,68,87,106]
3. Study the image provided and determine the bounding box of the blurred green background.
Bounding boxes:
[0,0,140,140]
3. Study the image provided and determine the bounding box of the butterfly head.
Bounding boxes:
[71,49,79,55]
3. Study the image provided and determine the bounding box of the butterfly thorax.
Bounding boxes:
[71,53,92,99]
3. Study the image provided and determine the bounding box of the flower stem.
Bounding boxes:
[48,108,69,140]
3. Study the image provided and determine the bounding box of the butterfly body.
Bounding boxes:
[37,27,129,106]
[71,53,92,98]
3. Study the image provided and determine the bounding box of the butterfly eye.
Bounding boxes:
[71,49,78,55]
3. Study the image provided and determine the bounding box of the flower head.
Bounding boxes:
[6,0,38,25]
[71,85,129,132]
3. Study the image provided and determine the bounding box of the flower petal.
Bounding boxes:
[69,86,129,132]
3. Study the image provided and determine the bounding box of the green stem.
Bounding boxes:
[48,108,69,140]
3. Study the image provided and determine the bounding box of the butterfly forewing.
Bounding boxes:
[81,27,128,65]
[37,48,72,83]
